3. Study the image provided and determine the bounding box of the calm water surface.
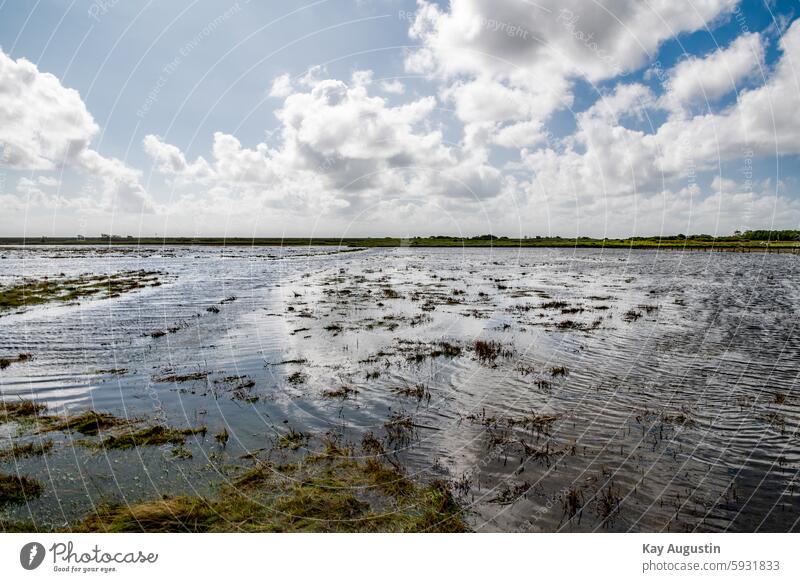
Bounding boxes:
[1,245,798,532]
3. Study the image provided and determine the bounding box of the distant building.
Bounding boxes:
[76,235,85,240]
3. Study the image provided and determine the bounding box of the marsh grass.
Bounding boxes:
[48,411,128,436]
[473,340,513,365]
[0,400,47,423]
[560,487,584,524]
[0,440,53,460]
[393,384,431,402]
[69,445,467,532]
[0,271,161,311]
[215,428,229,445]
[595,483,622,526]
[322,385,358,399]
[153,371,208,383]
[488,482,531,505]
[286,371,307,385]
[277,428,308,450]
[384,413,415,446]
[0,473,43,508]
[92,425,207,449]
[623,309,643,322]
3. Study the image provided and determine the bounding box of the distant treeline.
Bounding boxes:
[738,230,800,241]
[1,231,799,249]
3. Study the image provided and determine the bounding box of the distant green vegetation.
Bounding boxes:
[737,229,800,241]
[1,230,798,250]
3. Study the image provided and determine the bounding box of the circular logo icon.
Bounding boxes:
[20,542,46,570]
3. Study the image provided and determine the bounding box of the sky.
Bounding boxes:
[0,0,798,238]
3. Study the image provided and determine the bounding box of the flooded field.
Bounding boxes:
[1,245,798,532]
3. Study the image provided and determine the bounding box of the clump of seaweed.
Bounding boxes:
[0,400,47,423]
[0,440,53,460]
[212,375,257,401]
[466,410,559,436]
[95,425,207,449]
[286,371,307,385]
[594,483,622,526]
[660,410,695,426]
[760,411,786,433]
[323,385,358,399]
[555,318,602,331]
[488,482,531,505]
[0,473,43,508]
[560,487,584,523]
[277,428,308,450]
[623,309,643,322]
[215,428,230,446]
[49,411,128,436]
[515,364,535,375]
[361,432,385,456]
[473,340,513,365]
[0,353,32,370]
[430,341,462,358]
[384,413,415,446]
[393,384,431,402]
[171,446,193,459]
[153,371,208,383]
[92,368,128,376]
[509,412,559,434]
[540,300,569,309]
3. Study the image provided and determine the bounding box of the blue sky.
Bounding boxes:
[0,0,798,237]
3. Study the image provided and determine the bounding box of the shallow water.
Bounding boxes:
[1,245,798,532]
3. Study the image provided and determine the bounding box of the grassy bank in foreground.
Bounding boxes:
[0,400,468,533]
[1,234,800,250]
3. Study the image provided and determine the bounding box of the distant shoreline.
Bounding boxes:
[1,236,799,252]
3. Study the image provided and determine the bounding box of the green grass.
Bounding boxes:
[68,446,468,532]
[0,400,47,424]
[2,233,799,250]
[93,425,207,449]
[0,271,162,311]
[0,473,43,508]
[47,411,128,436]
[0,440,53,460]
